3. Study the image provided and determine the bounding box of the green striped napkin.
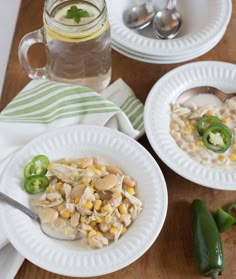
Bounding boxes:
[0,78,144,164]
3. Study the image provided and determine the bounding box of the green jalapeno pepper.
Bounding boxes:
[24,175,49,194]
[192,199,224,278]
[202,123,232,153]
[24,155,49,178]
[197,115,222,136]
[226,202,236,217]
[214,208,236,233]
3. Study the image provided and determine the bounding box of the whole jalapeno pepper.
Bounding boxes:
[192,199,224,279]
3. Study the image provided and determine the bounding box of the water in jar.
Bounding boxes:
[45,0,111,92]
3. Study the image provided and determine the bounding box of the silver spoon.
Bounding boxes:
[0,192,81,241]
[176,86,236,104]
[153,0,182,39]
[123,0,155,30]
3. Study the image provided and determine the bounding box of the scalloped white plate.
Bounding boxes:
[0,125,167,277]
[107,0,231,57]
[111,24,225,64]
[144,61,236,190]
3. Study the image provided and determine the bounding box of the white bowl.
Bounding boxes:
[144,61,236,190]
[0,125,168,277]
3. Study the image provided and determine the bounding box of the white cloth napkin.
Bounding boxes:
[0,78,144,278]
[0,78,144,163]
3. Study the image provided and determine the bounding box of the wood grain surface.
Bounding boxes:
[1,1,236,278]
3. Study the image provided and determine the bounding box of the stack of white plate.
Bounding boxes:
[106,0,232,64]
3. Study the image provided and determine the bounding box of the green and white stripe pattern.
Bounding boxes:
[0,79,144,135]
[120,95,144,132]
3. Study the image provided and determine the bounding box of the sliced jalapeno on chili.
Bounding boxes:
[24,162,38,178]
[24,175,49,194]
[24,155,49,178]
[197,115,222,136]
[202,123,232,153]
[214,208,236,233]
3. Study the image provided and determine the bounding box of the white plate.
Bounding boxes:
[112,25,225,64]
[112,21,227,63]
[0,125,168,277]
[107,0,231,57]
[144,61,236,190]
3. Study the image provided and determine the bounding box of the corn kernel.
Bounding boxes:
[184,121,195,133]
[58,204,65,213]
[80,216,86,223]
[188,143,195,151]
[170,122,178,131]
[81,179,90,187]
[46,186,51,193]
[60,209,71,219]
[118,204,128,215]
[84,201,93,209]
[95,231,103,237]
[77,163,83,169]
[96,216,105,223]
[110,227,118,235]
[218,155,225,161]
[113,192,122,199]
[222,117,231,124]
[101,204,113,214]
[56,182,63,192]
[94,169,102,175]
[88,183,95,189]
[127,187,135,195]
[87,165,101,175]
[229,154,236,161]
[74,197,81,204]
[58,160,70,166]
[88,230,97,238]
[196,139,204,147]
[90,221,97,227]
[97,165,105,171]
[94,200,102,210]
[121,227,127,235]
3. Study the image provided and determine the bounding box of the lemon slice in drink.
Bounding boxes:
[46,2,109,42]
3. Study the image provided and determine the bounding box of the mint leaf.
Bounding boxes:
[74,14,81,23]
[78,9,90,17]
[64,5,90,23]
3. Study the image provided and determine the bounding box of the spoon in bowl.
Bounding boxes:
[153,0,182,39]
[123,0,155,30]
[0,192,81,241]
[176,86,236,105]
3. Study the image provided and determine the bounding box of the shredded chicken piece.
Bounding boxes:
[87,236,109,249]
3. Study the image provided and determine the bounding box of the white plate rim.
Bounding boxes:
[107,0,232,56]
[0,125,168,277]
[144,61,236,190]
[111,26,225,64]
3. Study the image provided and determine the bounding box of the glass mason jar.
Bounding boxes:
[18,0,112,92]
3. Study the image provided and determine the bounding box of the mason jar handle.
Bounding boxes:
[18,27,48,79]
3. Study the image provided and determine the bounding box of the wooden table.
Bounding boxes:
[1,1,236,278]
